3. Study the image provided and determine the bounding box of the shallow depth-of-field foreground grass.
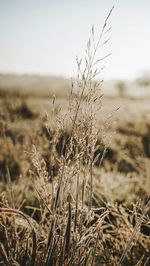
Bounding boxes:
[0,11,150,266]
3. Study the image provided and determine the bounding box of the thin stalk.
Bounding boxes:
[89,154,93,211]
[54,159,65,210]
[74,170,80,232]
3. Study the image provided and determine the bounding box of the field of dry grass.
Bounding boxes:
[0,9,150,265]
[0,77,150,265]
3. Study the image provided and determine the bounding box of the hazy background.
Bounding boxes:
[0,0,150,80]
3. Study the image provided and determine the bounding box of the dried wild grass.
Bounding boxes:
[0,6,150,266]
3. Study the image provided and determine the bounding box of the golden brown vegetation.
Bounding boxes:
[0,8,150,266]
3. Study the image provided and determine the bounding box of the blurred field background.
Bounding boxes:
[0,72,150,205]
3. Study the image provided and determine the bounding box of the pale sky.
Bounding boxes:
[0,0,150,80]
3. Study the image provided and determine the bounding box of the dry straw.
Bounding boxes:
[0,5,150,266]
